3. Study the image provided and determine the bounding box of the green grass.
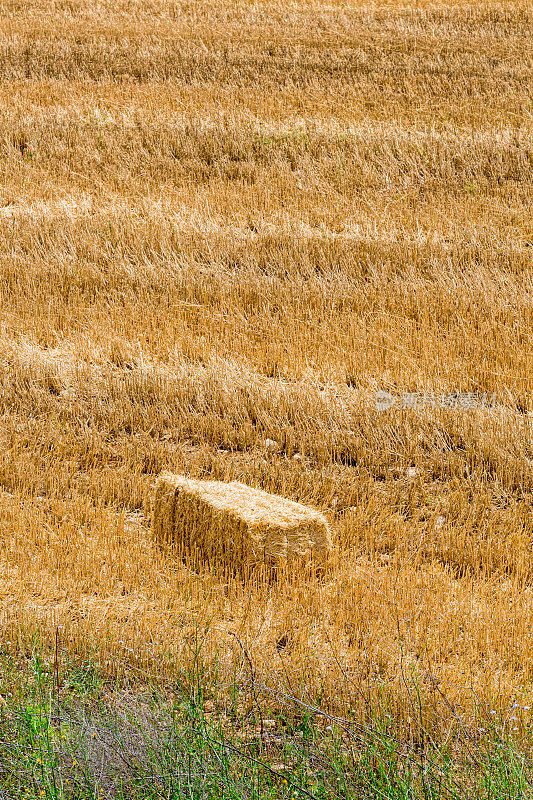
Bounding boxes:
[0,646,532,799]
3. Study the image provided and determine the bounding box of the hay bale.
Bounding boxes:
[152,472,332,571]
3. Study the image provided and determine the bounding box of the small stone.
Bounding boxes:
[264,438,281,453]
[406,467,418,478]
[292,453,303,461]
[435,515,446,530]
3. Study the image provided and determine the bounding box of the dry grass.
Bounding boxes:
[0,0,532,738]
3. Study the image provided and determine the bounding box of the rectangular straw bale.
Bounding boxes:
[152,472,332,570]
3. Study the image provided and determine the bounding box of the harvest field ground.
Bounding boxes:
[0,0,533,795]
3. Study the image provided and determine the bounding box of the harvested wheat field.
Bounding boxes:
[0,0,532,741]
